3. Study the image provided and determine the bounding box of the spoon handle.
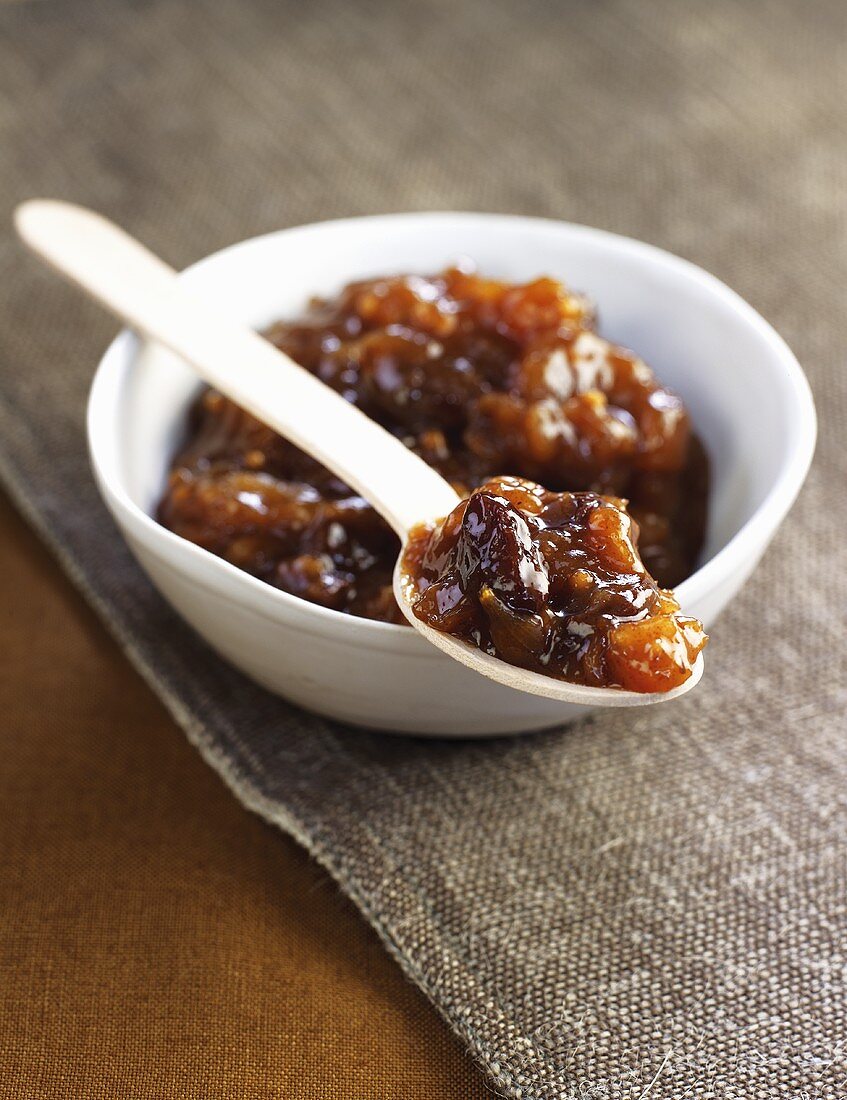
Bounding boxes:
[15,200,460,537]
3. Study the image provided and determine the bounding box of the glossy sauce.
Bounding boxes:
[158,268,709,625]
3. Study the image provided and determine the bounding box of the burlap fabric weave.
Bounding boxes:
[1,1,844,1096]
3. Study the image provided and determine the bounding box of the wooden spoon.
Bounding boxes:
[14,200,703,707]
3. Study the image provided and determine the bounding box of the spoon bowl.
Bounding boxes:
[392,559,705,705]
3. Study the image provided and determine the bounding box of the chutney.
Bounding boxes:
[402,476,707,692]
[158,267,709,625]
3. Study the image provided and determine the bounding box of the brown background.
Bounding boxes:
[0,492,485,1096]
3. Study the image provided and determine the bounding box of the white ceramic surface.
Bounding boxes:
[87,213,816,736]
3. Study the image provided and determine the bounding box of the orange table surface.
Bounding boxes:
[0,491,487,1099]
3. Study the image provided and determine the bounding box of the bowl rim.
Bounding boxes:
[87,210,817,649]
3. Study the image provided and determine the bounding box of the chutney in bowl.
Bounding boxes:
[87,213,815,735]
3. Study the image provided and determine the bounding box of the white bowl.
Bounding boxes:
[87,213,816,737]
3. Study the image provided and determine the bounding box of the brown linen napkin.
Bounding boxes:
[1,1,845,1096]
